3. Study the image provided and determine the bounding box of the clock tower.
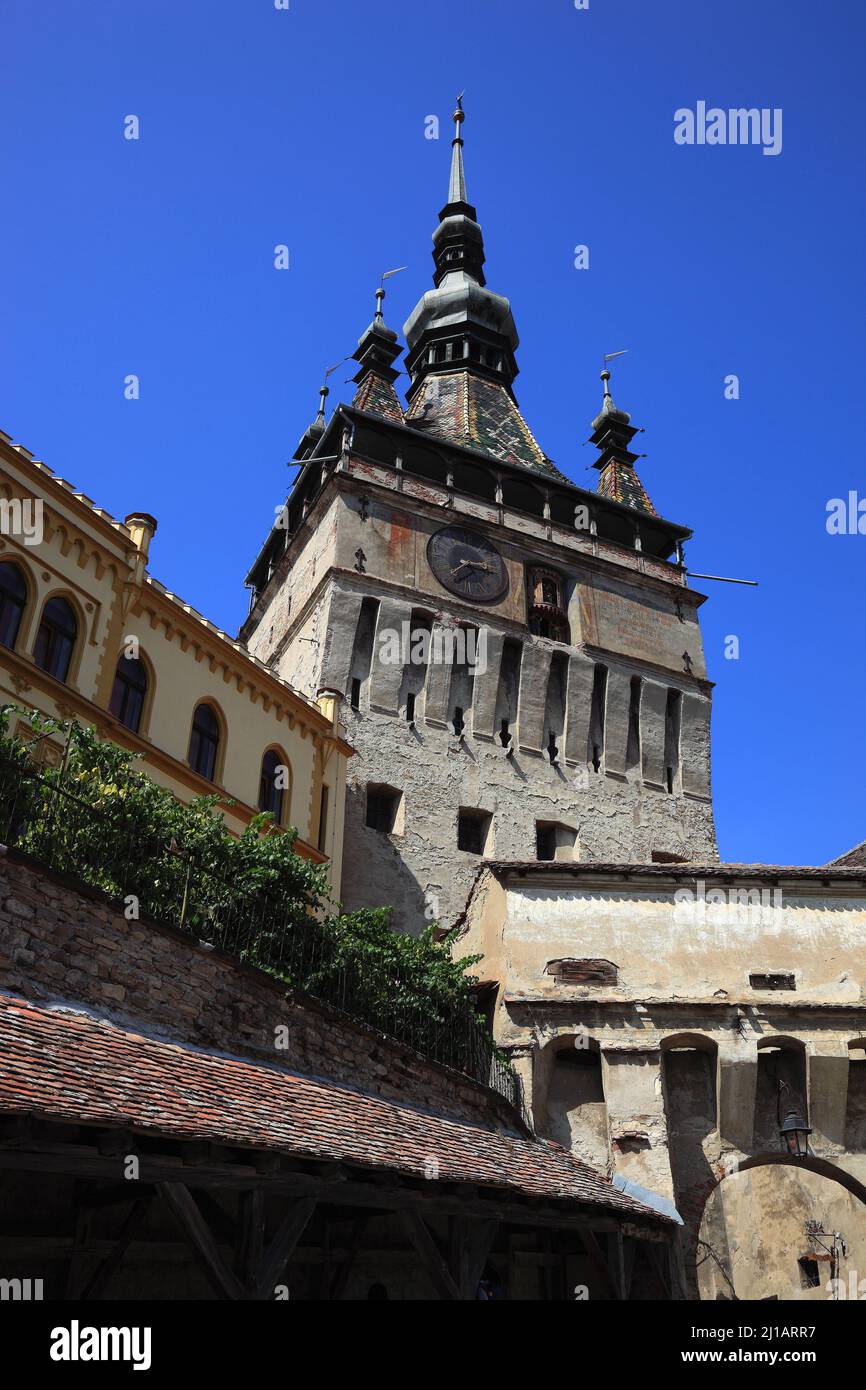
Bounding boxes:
[240,102,717,931]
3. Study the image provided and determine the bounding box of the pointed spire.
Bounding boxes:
[351,278,405,423]
[448,93,468,206]
[404,97,521,403]
[589,363,657,516]
[429,96,486,287]
[293,381,330,460]
[593,368,632,430]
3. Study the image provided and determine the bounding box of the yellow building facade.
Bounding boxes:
[0,428,351,897]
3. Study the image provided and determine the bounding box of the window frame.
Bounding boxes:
[33,593,80,685]
[187,700,224,784]
[0,560,29,652]
[258,746,291,826]
[109,649,152,735]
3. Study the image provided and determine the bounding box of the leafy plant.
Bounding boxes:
[0,708,505,1078]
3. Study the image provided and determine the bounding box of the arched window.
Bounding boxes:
[259,748,288,823]
[188,702,221,781]
[0,562,27,649]
[110,653,149,734]
[540,1039,608,1168]
[33,596,77,682]
[754,1038,808,1152]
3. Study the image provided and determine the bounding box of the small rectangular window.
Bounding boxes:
[749,972,796,992]
[317,785,330,853]
[536,825,556,861]
[536,821,576,862]
[350,677,361,710]
[366,786,400,833]
[458,809,490,855]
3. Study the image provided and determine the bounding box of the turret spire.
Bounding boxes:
[590,362,656,516]
[293,380,330,461]
[350,276,405,424]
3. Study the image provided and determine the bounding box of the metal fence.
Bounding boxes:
[0,743,520,1110]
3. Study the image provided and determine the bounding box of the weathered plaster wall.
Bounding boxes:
[699,1164,866,1301]
[459,868,866,1298]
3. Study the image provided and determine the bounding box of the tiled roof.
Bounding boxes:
[0,993,666,1222]
[830,839,866,868]
[597,460,657,516]
[406,371,563,478]
[352,373,404,424]
[483,861,866,881]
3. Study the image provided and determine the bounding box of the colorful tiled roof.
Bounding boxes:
[406,371,563,478]
[597,459,657,516]
[0,993,667,1222]
[352,372,404,424]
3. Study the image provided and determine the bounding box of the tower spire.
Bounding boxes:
[448,93,468,206]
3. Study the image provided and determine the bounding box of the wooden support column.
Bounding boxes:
[80,1197,152,1301]
[399,1209,461,1301]
[611,1227,627,1301]
[251,1196,316,1299]
[329,1216,369,1301]
[158,1182,245,1301]
[65,1186,92,1300]
[235,1190,264,1289]
[578,1228,619,1300]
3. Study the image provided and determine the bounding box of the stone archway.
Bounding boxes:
[697,1157,866,1300]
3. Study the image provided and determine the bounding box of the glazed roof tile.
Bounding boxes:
[597,460,657,516]
[405,371,564,478]
[352,372,405,424]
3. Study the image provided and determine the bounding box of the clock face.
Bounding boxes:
[427,526,509,603]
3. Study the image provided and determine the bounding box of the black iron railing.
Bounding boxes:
[0,745,520,1111]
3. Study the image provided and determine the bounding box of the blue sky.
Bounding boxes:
[2,0,864,866]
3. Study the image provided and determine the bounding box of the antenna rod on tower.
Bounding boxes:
[685,571,759,586]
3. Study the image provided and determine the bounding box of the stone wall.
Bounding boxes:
[0,847,523,1135]
[244,464,718,931]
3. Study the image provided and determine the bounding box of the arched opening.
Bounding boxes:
[0,561,28,650]
[538,1036,608,1170]
[845,1040,866,1150]
[109,652,150,734]
[259,747,291,825]
[661,1035,718,1230]
[697,1157,866,1301]
[187,702,222,783]
[33,595,78,683]
[753,1037,808,1153]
